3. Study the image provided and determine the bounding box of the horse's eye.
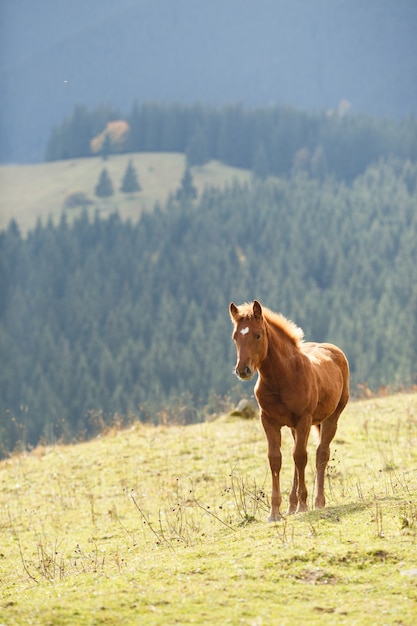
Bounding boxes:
[255,333,261,340]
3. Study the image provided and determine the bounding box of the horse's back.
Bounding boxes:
[304,342,348,373]
[304,341,350,415]
[321,343,349,390]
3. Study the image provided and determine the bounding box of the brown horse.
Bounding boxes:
[230,300,349,521]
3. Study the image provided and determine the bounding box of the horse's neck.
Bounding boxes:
[260,322,298,382]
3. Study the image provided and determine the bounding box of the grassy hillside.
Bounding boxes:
[0,153,251,234]
[1,393,416,625]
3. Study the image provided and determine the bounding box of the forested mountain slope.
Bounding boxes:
[45,103,417,185]
[1,158,416,453]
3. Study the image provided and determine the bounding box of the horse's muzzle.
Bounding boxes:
[235,365,253,380]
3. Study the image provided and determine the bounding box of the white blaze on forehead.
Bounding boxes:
[240,326,250,335]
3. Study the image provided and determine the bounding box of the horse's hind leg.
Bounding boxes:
[315,412,340,509]
[288,429,298,514]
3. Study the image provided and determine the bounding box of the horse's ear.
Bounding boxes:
[253,300,263,320]
[229,302,240,322]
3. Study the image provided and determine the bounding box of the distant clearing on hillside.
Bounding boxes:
[0,153,251,233]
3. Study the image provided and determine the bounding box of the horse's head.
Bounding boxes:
[229,300,268,380]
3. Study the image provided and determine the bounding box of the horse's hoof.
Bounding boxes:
[295,505,308,514]
[268,514,283,522]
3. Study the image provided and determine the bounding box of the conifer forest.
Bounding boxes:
[1,104,417,454]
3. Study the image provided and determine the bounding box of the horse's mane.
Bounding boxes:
[263,307,304,345]
[238,302,304,346]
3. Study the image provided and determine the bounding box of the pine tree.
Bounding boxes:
[100,134,112,161]
[120,159,141,193]
[95,168,114,197]
[176,166,197,201]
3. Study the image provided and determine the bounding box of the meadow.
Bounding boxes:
[1,393,416,625]
[0,153,251,234]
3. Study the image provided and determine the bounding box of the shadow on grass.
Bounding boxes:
[301,501,369,523]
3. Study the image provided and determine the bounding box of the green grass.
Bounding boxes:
[0,153,252,234]
[1,393,417,625]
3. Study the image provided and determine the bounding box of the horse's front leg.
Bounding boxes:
[292,415,312,514]
[261,413,283,521]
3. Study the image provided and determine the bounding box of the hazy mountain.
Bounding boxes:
[1,0,416,163]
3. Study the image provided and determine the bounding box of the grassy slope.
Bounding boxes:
[1,394,416,625]
[0,153,252,234]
